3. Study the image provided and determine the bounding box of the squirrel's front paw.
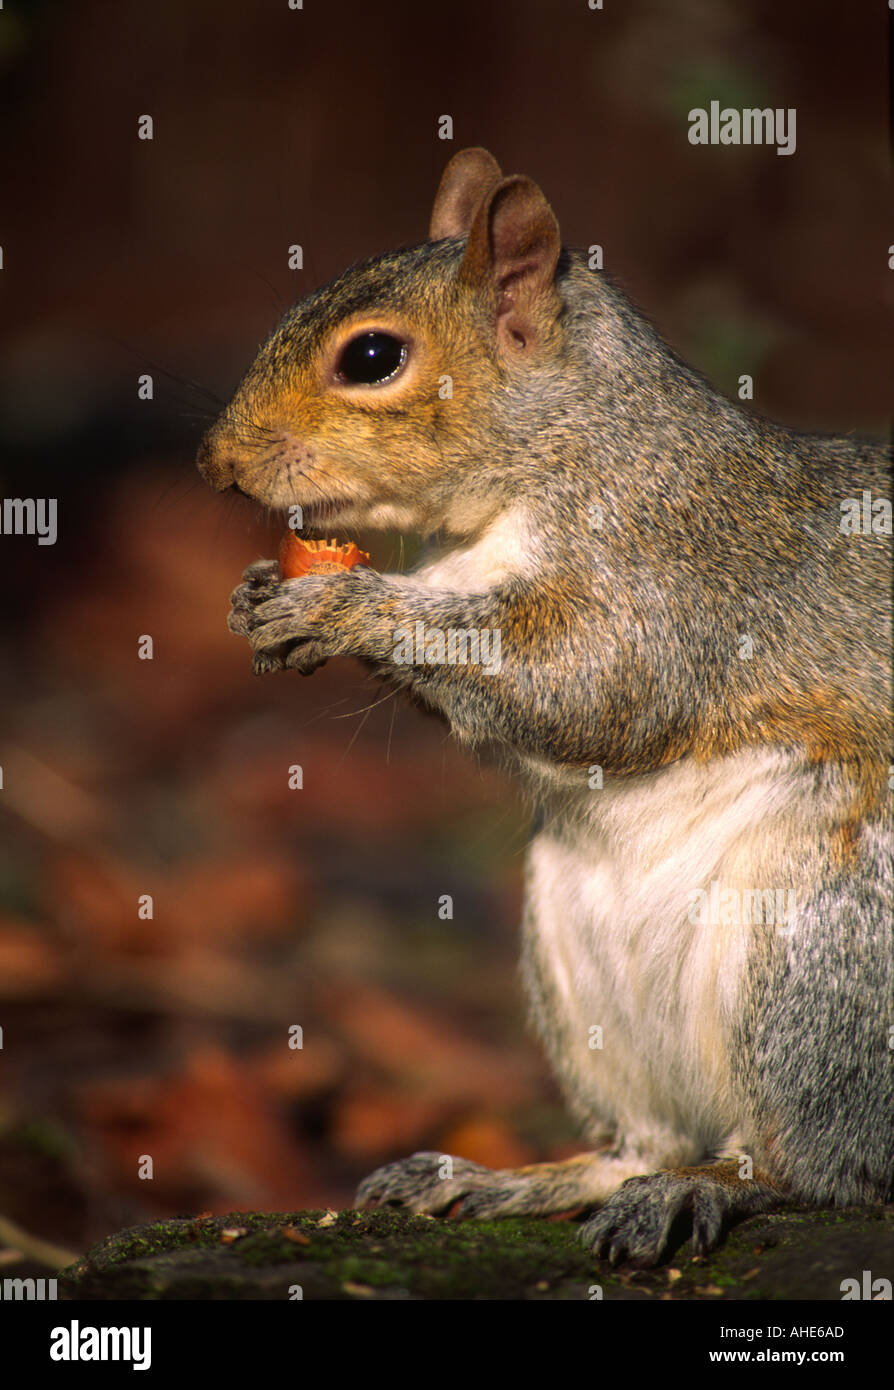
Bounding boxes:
[355,1151,566,1218]
[355,1152,503,1216]
[248,573,345,669]
[228,559,281,638]
[228,562,375,675]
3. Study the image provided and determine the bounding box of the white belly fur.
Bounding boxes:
[414,506,539,593]
[521,745,822,1160]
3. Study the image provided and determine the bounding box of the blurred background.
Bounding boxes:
[0,0,890,1269]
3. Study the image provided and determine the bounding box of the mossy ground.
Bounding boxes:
[57,1204,893,1301]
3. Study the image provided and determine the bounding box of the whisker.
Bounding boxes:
[109,335,228,410]
[331,683,401,725]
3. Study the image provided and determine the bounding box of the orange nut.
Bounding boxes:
[278,533,371,579]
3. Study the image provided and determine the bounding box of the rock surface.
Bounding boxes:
[58,1205,894,1301]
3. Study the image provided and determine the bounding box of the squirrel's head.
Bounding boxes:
[197,148,566,537]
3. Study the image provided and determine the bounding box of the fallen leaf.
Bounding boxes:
[281,1226,311,1245]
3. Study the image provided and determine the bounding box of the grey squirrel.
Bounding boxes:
[198,147,893,1265]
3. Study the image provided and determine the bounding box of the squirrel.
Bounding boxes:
[197,147,893,1266]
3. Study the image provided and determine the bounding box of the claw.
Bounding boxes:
[242,558,280,585]
[251,651,282,676]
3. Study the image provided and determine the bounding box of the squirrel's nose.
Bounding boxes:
[196,429,236,493]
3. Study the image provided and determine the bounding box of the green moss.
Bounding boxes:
[58,1204,894,1301]
[232,1231,310,1266]
[324,1256,406,1287]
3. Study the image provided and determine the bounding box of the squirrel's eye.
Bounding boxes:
[336,331,407,385]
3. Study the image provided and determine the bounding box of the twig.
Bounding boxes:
[0,1214,79,1270]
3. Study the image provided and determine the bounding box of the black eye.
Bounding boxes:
[336,331,407,385]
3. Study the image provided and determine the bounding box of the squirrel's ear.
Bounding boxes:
[429,147,504,241]
[458,175,561,353]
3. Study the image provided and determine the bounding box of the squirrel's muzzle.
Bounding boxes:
[196,427,237,493]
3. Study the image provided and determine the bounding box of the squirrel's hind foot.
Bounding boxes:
[578,1163,783,1267]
